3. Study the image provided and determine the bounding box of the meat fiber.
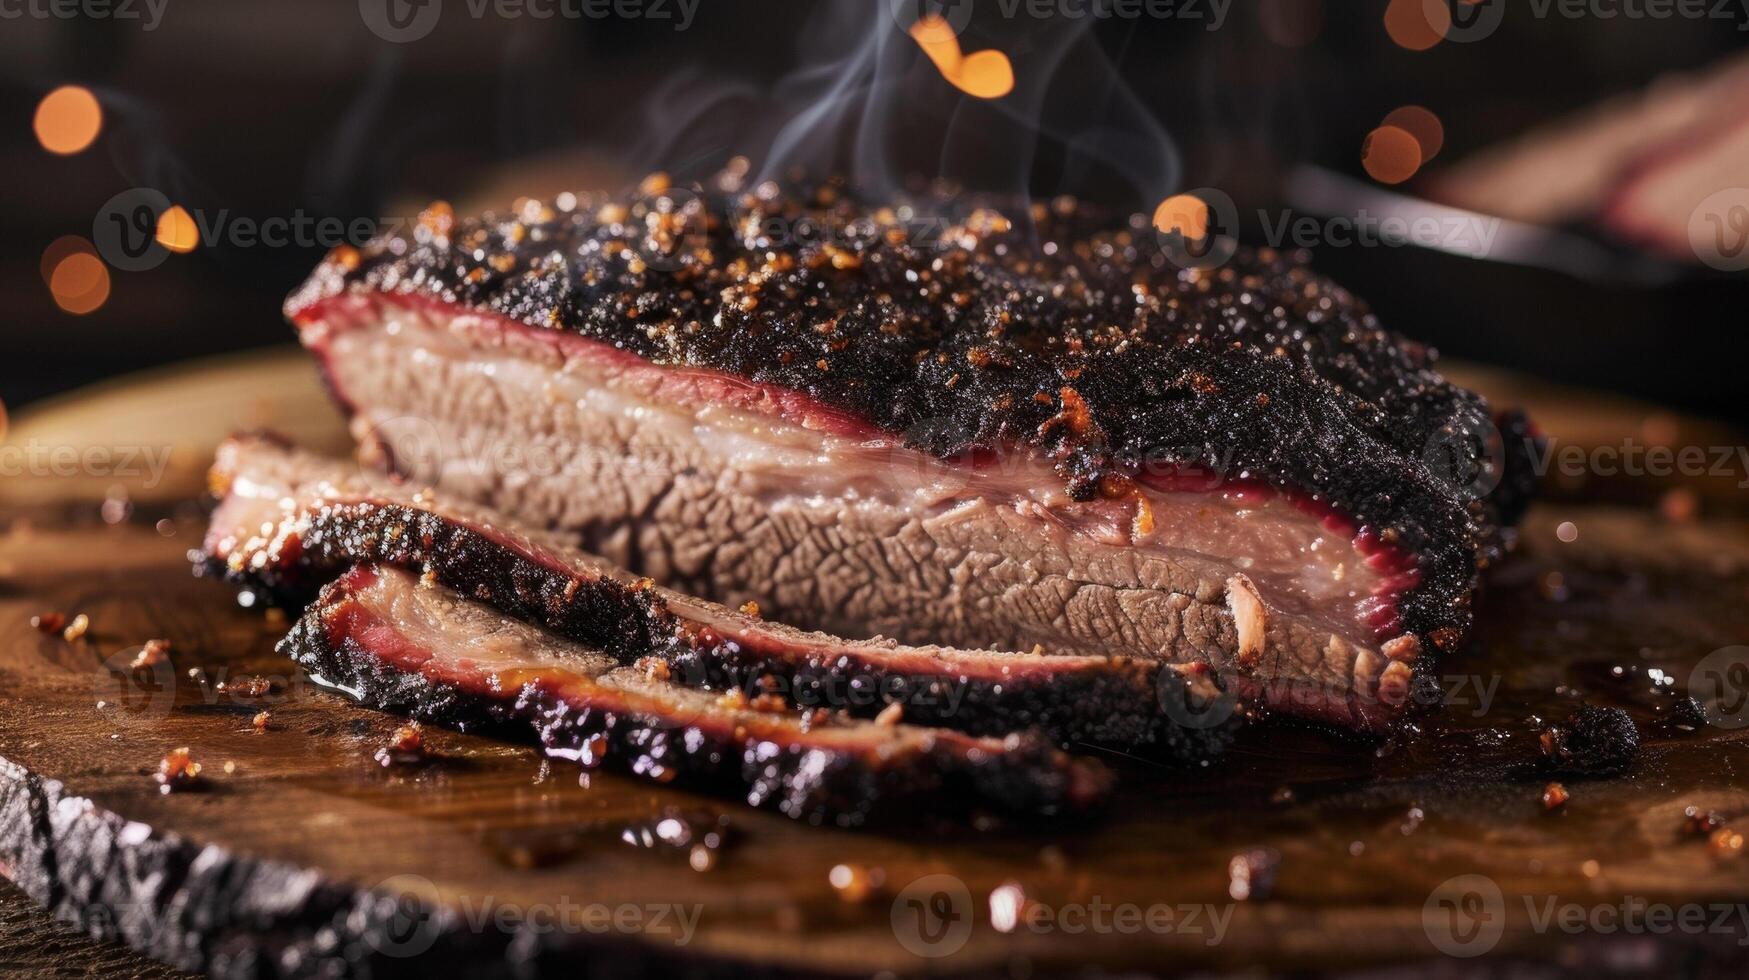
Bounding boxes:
[287,565,1113,825]
[285,173,1538,731]
[202,436,1238,756]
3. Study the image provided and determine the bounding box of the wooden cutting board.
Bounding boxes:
[2,350,1748,978]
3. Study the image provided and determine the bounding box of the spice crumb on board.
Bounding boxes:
[828,863,884,903]
[61,613,90,642]
[1684,805,1726,836]
[30,611,66,634]
[218,674,280,698]
[1711,827,1746,860]
[1228,848,1281,901]
[131,639,171,670]
[1541,782,1569,811]
[391,722,425,752]
[1538,705,1639,775]
[155,747,203,794]
[375,722,427,766]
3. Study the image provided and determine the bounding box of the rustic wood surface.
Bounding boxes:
[0,880,191,979]
[1,351,1748,978]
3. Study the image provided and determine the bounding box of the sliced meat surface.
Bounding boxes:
[286,174,1538,731]
[289,565,1112,825]
[1430,53,1749,227]
[296,302,1469,730]
[1603,117,1749,260]
[203,436,1238,755]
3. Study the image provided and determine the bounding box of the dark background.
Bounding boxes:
[2,0,1744,419]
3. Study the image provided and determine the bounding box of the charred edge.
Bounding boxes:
[1491,409,1542,534]
[0,753,838,978]
[278,581,1111,826]
[666,644,1234,760]
[208,500,1234,755]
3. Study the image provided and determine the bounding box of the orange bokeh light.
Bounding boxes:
[33,85,103,155]
[953,51,1015,99]
[48,251,111,315]
[1152,194,1212,240]
[156,205,199,253]
[40,235,94,285]
[1383,105,1445,161]
[907,15,1014,100]
[1362,125,1424,185]
[910,14,961,73]
[1384,0,1447,51]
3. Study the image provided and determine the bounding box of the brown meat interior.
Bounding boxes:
[304,297,1416,729]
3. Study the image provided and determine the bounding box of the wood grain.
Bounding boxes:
[2,353,1748,978]
[0,880,190,979]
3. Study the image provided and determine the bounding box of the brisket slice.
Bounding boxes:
[287,173,1538,731]
[288,565,1112,825]
[1603,116,1749,260]
[1430,53,1749,228]
[203,437,1237,756]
